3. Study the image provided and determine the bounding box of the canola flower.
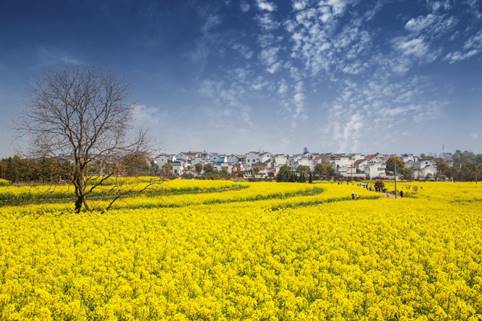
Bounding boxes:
[0,179,241,206]
[0,180,481,320]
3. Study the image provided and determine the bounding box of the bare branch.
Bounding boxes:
[19,66,150,213]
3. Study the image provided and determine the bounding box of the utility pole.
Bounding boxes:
[394,160,397,199]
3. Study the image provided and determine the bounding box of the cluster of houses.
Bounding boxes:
[154,150,438,180]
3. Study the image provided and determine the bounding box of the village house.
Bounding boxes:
[244,151,260,169]
[258,152,272,164]
[154,153,173,167]
[154,150,444,180]
[413,160,437,179]
[365,161,387,179]
[294,155,315,171]
[170,161,184,176]
[331,155,355,177]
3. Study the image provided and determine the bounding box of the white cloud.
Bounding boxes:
[201,15,221,34]
[325,76,443,151]
[37,47,83,66]
[130,104,169,145]
[293,81,305,117]
[292,0,308,11]
[446,31,482,63]
[259,46,281,73]
[232,43,254,59]
[278,80,288,94]
[325,0,350,16]
[198,76,254,126]
[404,13,457,40]
[189,14,223,70]
[190,0,480,151]
[426,0,453,12]
[393,37,429,58]
[257,0,277,12]
[256,13,279,31]
[331,111,364,152]
[240,1,250,13]
[405,14,437,32]
[281,0,380,80]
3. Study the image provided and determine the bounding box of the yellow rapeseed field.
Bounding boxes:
[0,179,481,320]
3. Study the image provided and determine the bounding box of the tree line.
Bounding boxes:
[0,152,158,184]
[276,163,335,182]
[385,153,482,181]
[435,151,482,181]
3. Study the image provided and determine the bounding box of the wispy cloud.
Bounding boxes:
[393,37,430,58]
[256,0,277,12]
[192,0,481,151]
[446,31,482,63]
[37,47,83,66]
[240,1,250,13]
[198,75,254,126]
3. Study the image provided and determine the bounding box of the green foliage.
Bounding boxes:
[121,152,151,176]
[0,155,71,183]
[314,163,335,178]
[374,180,385,192]
[194,163,203,174]
[442,150,482,181]
[161,163,173,178]
[401,167,414,180]
[276,165,296,182]
[386,156,405,174]
[296,165,311,183]
[202,163,214,174]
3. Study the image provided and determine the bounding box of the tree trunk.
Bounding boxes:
[75,195,83,213]
[73,166,86,213]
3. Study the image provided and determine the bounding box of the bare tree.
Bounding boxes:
[21,67,149,213]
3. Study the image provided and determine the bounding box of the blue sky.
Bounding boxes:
[0,0,481,156]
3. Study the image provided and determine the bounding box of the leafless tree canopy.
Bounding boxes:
[21,67,148,213]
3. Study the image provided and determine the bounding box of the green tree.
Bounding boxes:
[276,165,294,182]
[386,156,405,175]
[203,163,214,174]
[122,152,151,176]
[435,160,450,179]
[150,161,160,176]
[220,167,229,178]
[401,167,414,180]
[161,163,173,178]
[374,180,385,192]
[296,165,311,183]
[194,163,203,175]
[314,163,335,178]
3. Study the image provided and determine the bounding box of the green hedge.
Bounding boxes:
[0,178,11,186]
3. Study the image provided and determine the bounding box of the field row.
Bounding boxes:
[0,180,480,320]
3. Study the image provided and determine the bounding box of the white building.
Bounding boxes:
[171,161,184,176]
[272,154,288,167]
[259,152,272,164]
[244,152,260,167]
[413,160,437,179]
[155,153,173,166]
[333,156,353,168]
[365,161,386,179]
[296,156,315,171]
